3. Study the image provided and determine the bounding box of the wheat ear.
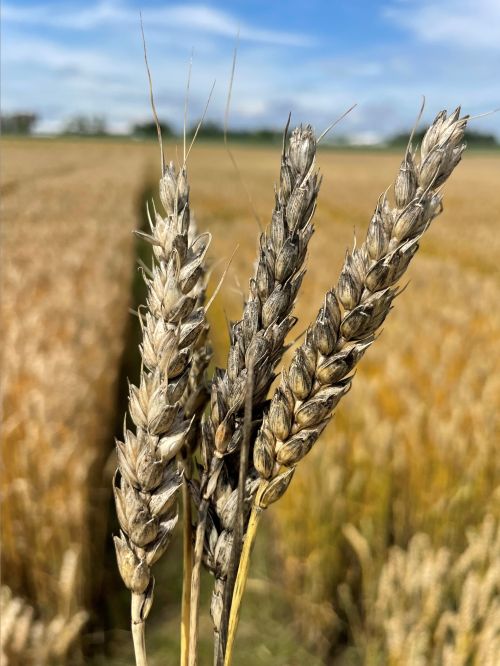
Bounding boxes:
[224,107,470,665]
[191,124,321,664]
[113,158,210,665]
[180,213,212,666]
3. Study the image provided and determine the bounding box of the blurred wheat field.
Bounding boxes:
[1,137,499,664]
[1,139,150,662]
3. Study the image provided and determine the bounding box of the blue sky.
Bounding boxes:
[2,0,500,140]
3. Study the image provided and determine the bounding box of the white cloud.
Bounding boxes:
[4,34,121,77]
[346,131,385,146]
[2,1,315,47]
[2,1,499,138]
[2,1,122,30]
[385,0,500,50]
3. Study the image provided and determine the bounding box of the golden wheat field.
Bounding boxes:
[1,137,499,665]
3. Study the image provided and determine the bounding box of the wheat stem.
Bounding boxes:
[131,593,149,666]
[216,107,472,660]
[200,123,321,649]
[218,360,255,662]
[224,501,263,666]
[188,498,208,666]
[181,478,193,666]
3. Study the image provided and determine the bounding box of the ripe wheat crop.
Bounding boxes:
[1,101,498,666]
[1,140,150,663]
[103,99,498,666]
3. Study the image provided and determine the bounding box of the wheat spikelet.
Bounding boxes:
[196,124,321,660]
[223,107,470,665]
[253,107,469,505]
[113,158,211,662]
[180,215,212,427]
[178,213,212,666]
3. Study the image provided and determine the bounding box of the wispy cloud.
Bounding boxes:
[385,0,500,50]
[2,1,315,47]
[5,33,121,77]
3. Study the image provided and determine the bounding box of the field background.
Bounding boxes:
[2,136,499,665]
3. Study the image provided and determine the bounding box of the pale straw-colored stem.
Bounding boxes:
[131,593,148,666]
[181,478,193,666]
[218,361,255,663]
[188,499,208,666]
[224,500,263,666]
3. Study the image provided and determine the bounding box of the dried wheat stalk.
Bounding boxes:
[113,159,210,666]
[0,549,88,666]
[190,124,321,665]
[224,107,470,664]
[179,214,212,666]
[1,141,139,653]
[351,514,500,665]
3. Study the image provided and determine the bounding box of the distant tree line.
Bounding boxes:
[2,112,498,148]
[62,115,108,136]
[1,113,38,134]
[131,120,175,138]
[131,120,283,144]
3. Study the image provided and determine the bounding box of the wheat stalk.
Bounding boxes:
[1,138,141,659]
[113,156,211,665]
[189,123,322,665]
[224,107,470,664]
[366,515,500,665]
[0,548,88,665]
[179,213,212,666]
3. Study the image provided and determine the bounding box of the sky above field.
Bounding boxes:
[2,0,500,140]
